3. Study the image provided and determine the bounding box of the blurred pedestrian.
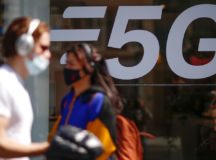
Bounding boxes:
[0,17,51,160]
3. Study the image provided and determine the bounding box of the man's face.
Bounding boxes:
[23,31,51,76]
[33,32,51,60]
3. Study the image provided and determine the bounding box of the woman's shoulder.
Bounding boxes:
[81,86,106,103]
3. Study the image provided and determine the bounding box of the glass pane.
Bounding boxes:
[50,0,216,160]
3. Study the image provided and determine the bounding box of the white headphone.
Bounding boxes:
[15,19,40,56]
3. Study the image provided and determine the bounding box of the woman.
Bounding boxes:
[57,43,123,160]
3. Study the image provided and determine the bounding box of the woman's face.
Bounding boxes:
[63,51,89,86]
[65,52,83,70]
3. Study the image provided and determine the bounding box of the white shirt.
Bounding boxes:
[0,64,33,160]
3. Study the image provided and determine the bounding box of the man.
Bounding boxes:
[0,17,51,160]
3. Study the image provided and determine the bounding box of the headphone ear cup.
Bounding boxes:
[80,43,95,67]
[16,33,34,56]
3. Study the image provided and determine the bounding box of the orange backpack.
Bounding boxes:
[116,115,143,160]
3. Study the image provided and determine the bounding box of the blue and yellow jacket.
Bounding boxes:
[59,87,117,160]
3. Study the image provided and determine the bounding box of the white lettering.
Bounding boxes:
[106,6,162,79]
[51,6,107,41]
[166,4,216,79]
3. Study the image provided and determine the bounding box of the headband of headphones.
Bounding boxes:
[60,43,94,66]
[16,19,40,56]
[28,19,40,34]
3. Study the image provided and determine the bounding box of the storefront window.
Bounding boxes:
[49,0,216,159]
[1,0,215,159]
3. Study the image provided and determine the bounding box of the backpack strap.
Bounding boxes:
[48,94,77,141]
[48,115,61,142]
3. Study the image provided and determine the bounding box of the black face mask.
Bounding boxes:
[63,68,82,85]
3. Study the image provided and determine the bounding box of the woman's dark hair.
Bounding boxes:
[67,43,123,114]
[3,16,49,58]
